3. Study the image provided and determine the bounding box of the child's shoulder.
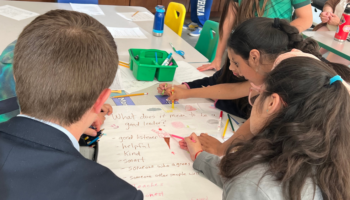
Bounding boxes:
[226,163,322,200]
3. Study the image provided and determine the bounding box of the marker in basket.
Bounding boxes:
[155,52,158,64]
[217,111,223,130]
[164,56,173,66]
[161,53,172,66]
[169,62,173,66]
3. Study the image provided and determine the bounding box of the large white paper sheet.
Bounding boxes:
[99,104,236,200]
[118,66,158,93]
[107,27,147,39]
[0,5,39,21]
[174,61,208,84]
[117,12,154,21]
[70,3,104,16]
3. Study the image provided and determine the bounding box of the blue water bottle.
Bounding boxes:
[153,5,165,37]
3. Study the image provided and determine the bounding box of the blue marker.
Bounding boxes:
[155,52,158,64]
[161,53,172,66]
[88,133,106,146]
[230,116,240,125]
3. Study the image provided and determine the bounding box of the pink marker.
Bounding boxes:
[217,111,223,130]
[170,134,195,142]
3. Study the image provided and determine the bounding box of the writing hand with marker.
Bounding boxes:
[157,83,188,96]
[179,133,202,161]
[85,104,113,136]
[167,85,189,101]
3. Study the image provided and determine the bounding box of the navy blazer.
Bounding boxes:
[0,117,143,200]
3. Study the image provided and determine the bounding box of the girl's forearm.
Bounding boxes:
[213,2,237,64]
[184,82,250,100]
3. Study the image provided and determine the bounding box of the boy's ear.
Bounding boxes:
[92,88,111,114]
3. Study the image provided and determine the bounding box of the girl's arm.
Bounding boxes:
[197,2,237,71]
[168,81,251,101]
[199,118,254,156]
[290,4,313,32]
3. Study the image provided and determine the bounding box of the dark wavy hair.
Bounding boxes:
[227,17,350,82]
[220,57,350,200]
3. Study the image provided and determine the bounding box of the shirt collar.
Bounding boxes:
[17,114,80,151]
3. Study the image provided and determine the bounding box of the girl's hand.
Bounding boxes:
[320,12,331,23]
[197,59,221,72]
[167,85,189,101]
[198,133,224,156]
[157,83,173,95]
[181,133,203,161]
[101,104,113,115]
[328,13,340,26]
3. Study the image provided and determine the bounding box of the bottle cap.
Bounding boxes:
[344,3,350,14]
[155,5,165,12]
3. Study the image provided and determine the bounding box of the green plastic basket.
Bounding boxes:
[128,49,178,82]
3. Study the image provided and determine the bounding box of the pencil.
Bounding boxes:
[171,86,174,109]
[119,63,130,68]
[228,114,235,132]
[111,90,122,93]
[119,61,129,65]
[131,11,139,17]
[222,119,229,139]
[230,116,240,125]
[112,93,148,98]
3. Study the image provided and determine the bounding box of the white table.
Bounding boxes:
[0,1,209,63]
[0,1,213,105]
[303,31,350,61]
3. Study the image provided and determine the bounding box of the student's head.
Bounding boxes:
[221,57,350,199]
[227,17,350,85]
[13,10,118,127]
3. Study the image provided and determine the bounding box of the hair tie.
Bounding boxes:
[330,75,343,85]
[273,18,280,29]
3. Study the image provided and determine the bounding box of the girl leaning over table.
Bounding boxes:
[181,57,350,200]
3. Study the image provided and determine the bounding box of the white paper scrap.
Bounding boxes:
[118,66,158,93]
[70,3,104,16]
[107,27,147,39]
[0,5,39,21]
[174,61,208,84]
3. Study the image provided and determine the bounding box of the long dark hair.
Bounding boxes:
[219,0,269,38]
[220,57,350,200]
[227,17,350,82]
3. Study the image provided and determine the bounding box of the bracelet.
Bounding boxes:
[194,150,203,160]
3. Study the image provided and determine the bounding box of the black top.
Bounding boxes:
[185,67,251,119]
[0,117,143,200]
